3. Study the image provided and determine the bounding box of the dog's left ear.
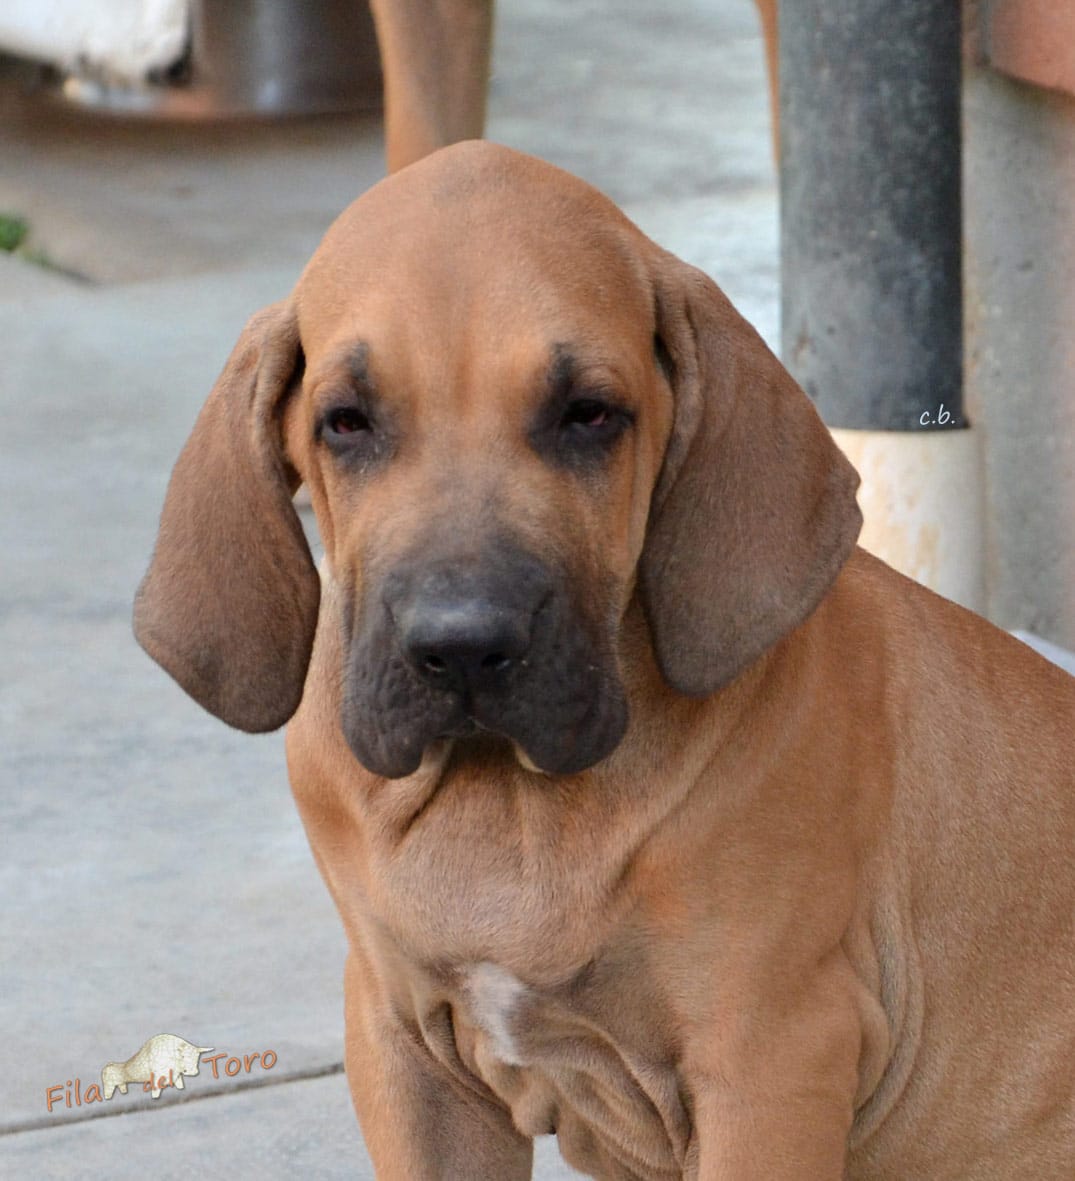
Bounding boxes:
[134,300,320,731]
[640,254,862,696]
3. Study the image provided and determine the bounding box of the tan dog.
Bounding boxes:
[134,143,1075,1180]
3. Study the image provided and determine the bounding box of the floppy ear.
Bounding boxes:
[640,256,862,696]
[133,301,320,731]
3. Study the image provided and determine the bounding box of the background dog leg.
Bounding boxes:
[754,0,778,152]
[369,0,494,173]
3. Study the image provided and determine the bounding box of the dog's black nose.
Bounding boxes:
[398,600,532,690]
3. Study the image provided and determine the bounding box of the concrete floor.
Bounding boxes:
[0,2,773,1178]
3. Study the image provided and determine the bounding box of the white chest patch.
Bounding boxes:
[463,961,529,1067]
[453,959,690,1177]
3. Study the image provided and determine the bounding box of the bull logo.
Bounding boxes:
[101,1033,213,1100]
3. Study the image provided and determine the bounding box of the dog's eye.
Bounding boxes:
[560,399,614,431]
[530,389,631,466]
[326,407,371,436]
[319,400,390,466]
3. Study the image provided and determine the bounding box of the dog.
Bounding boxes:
[134,142,1075,1179]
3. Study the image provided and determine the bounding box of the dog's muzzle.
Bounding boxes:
[340,543,628,779]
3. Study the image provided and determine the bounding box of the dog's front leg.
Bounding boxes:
[690,1087,853,1179]
[686,968,863,1179]
[344,950,533,1180]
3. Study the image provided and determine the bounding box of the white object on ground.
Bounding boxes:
[0,0,187,83]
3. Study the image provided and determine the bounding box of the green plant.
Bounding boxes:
[0,214,29,253]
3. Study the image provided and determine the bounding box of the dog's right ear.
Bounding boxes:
[133,301,320,732]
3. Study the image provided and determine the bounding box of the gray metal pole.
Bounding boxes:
[780,0,963,430]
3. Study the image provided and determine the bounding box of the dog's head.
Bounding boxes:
[134,142,860,779]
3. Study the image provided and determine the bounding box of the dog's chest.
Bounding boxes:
[416,958,692,1180]
[366,825,695,1177]
[338,744,698,1174]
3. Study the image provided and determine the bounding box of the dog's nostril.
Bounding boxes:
[420,650,512,677]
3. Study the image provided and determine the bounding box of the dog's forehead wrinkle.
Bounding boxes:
[549,345,577,392]
[545,340,643,393]
[347,341,371,383]
[307,339,373,392]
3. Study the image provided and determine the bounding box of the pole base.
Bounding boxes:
[831,427,986,614]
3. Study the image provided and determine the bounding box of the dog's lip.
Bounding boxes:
[435,715,525,750]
